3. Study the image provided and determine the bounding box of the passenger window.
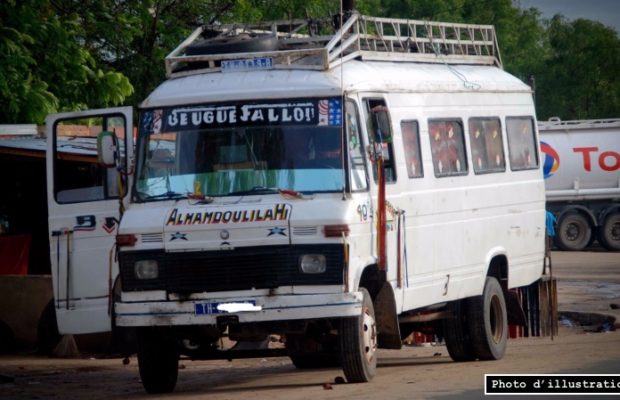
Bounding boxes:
[346,100,368,191]
[364,98,396,183]
[506,116,539,170]
[54,115,127,203]
[400,120,423,178]
[429,119,467,177]
[468,118,505,174]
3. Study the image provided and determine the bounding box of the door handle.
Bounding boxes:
[51,229,74,309]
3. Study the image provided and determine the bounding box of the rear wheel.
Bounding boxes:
[443,299,475,361]
[467,277,508,360]
[137,328,179,394]
[36,300,61,355]
[339,288,377,382]
[599,213,620,251]
[555,213,592,251]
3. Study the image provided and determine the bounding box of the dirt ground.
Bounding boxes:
[1,250,619,400]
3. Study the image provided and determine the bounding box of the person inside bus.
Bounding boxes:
[445,122,462,173]
[314,132,342,168]
[401,121,422,178]
[512,120,536,169]
[486,125,504,169]
[469,120,486,171]
[430,123,447,174]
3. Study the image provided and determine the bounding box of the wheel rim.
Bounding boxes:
[610,221,620,241]
[362,307,377,363]
[566,222,582,241]
[489,294,504,344]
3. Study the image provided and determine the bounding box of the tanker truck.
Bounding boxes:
[539,118,620,251]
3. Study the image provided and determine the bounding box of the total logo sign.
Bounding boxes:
[540,141,560,179]
[541,141,620,179]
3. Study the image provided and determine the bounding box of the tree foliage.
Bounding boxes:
[0,0,133,123]
[535,16,620,120]
[1,0,619,123]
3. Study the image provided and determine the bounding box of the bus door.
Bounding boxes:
[361,96,402,348]
[46,107,133,334]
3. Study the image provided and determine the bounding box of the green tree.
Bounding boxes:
[3,1,617,123]
[536,16,620,120]
[53,0,238,106]
[0,0,133,123]
[74,0,354,104]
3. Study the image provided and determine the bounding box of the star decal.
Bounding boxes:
[267,227,287,237]
[170,232,187,241]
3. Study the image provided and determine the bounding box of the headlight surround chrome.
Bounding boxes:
[134,259,159,279]
[299,254,326,274]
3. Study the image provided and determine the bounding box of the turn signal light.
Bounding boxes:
[116,234,137,247]
[323,224,350,237]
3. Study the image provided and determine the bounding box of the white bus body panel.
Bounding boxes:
[46,107,133,334]
[113,60,545,326]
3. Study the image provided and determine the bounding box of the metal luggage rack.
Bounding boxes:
[165,12,503,78]
[538,117,620,131]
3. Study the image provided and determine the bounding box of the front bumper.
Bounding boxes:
[115,291,363,327]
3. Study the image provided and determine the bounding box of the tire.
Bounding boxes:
[111,281,137,357]
[466,277,508,360]
[185,33,278,56]
[443,299,475,362]
[0,320,15,354]
[36,300,61,355]
[599,213,620,251]
[137,328,179,394]
[339,288,377,382]
[554,213,592,251]
[287,334,340,369]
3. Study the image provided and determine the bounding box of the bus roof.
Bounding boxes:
[141,61,531,109]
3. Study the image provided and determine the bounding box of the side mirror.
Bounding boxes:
[97,130,118,168]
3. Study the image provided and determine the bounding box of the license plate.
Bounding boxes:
[194,300,257,315]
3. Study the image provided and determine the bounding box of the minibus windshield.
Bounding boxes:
[134,98,345,200]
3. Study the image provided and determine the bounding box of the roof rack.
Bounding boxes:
[538,118,620,131]
[165,12,502,78]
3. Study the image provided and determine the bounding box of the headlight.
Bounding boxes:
[134,259,159,279]
[299,254,326,274]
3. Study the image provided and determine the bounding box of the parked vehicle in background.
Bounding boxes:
[45,8,547,394]
[539,118,620,251]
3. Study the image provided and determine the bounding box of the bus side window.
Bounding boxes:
[506,116,539,170]
[346,100,368,191]
[468,117,505,174]
[400,120,423,178]
[364,98,396,183]
[55,115,127,204]
[429,119,468,177]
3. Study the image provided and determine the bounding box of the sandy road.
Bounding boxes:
[1,251,619,399]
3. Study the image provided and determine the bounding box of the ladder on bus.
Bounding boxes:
[165,11,502,78]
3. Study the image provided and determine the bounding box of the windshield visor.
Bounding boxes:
[135,98,344,200]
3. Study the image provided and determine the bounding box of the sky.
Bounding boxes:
[516,0,620,34]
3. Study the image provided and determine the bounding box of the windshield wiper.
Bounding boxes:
[227,186,310,199]
[139,191,186,201]
[227,186,280,196]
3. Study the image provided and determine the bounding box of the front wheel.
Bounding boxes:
[339,288,377,382]
[137,328,179,394]
[466,277,508,360]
